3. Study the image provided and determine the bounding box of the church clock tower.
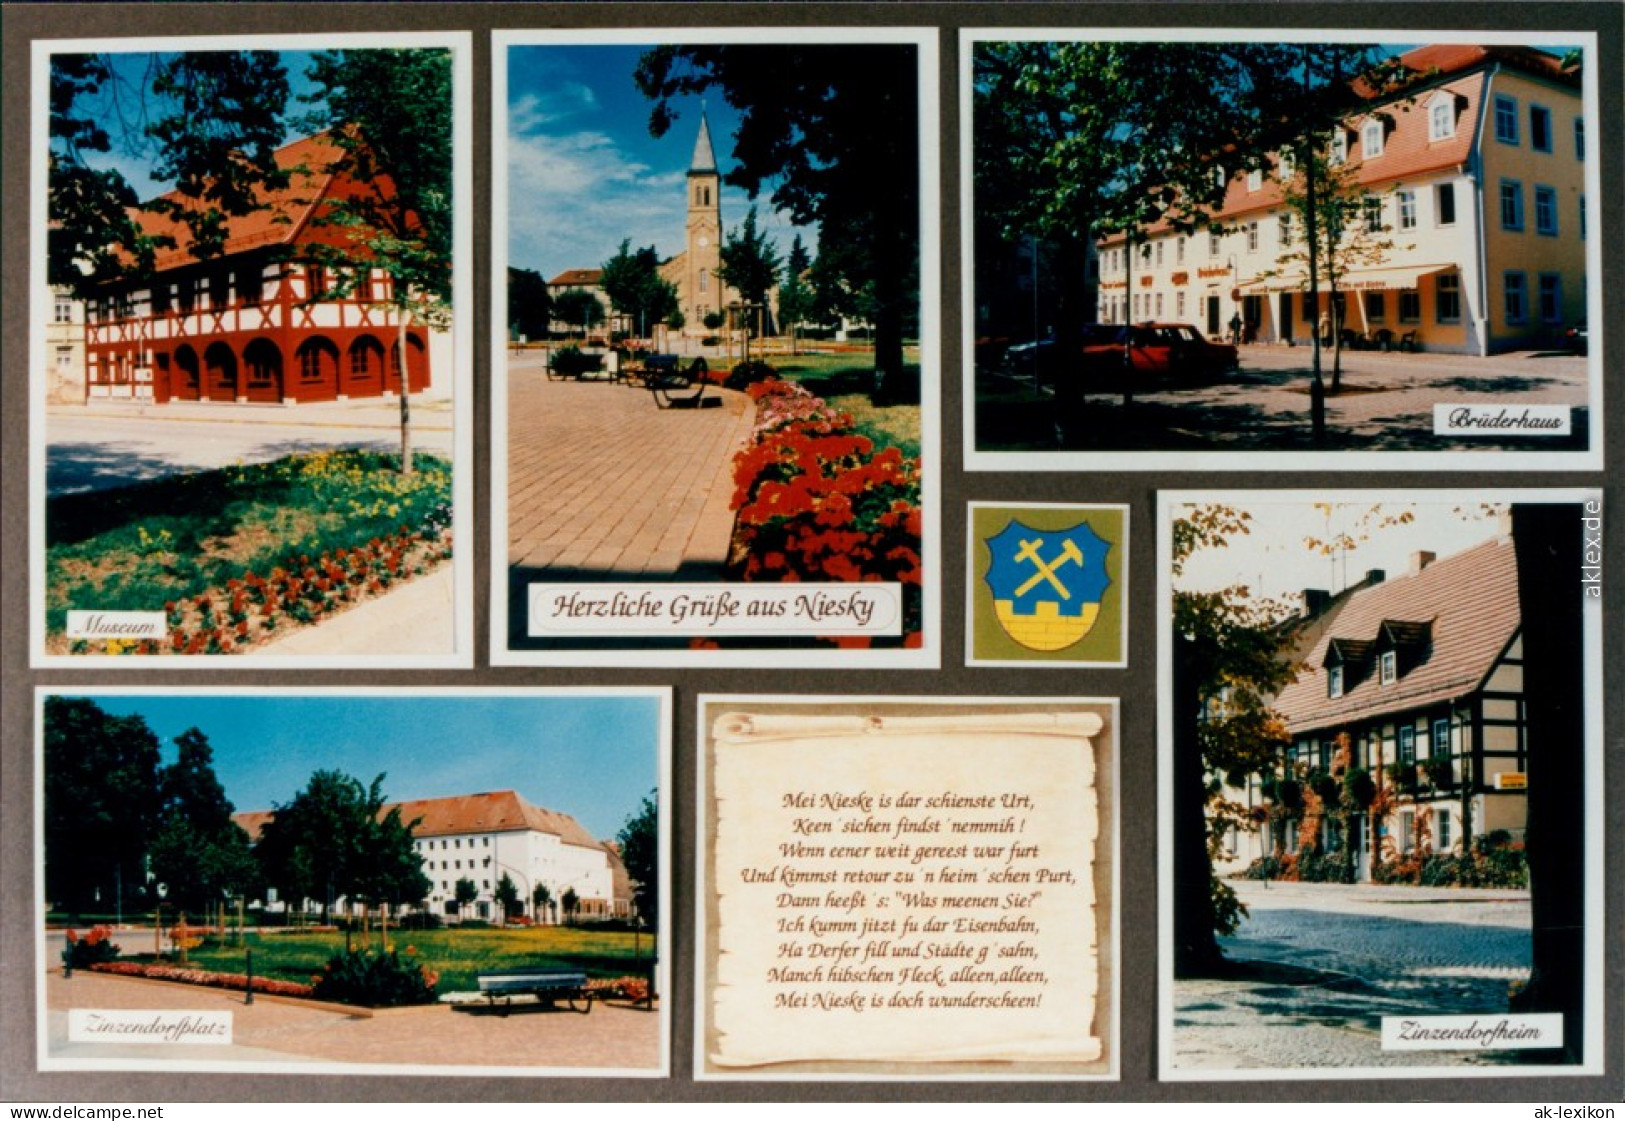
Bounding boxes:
[683,112,723,329]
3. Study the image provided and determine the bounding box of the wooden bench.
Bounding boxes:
[640,354,711,408]
[475,968,591,1014]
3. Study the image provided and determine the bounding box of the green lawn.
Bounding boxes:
[165,926,653,995]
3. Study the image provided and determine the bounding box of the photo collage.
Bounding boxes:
[3,5,1616,1103]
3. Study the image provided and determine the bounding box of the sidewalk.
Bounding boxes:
[49,393,454,430]
[256,564,456,656]
[507,358,756,577]
[44,969,661,1072]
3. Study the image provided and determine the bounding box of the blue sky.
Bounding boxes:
[59,50,325,200]
[55,693,662,841]
[505,43,815,281]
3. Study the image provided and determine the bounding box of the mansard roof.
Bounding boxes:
[1275,535,1520,732]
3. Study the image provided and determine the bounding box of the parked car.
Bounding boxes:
[1001,325,1118,381]
[1079,322,1240,384]
[1565,321,1588,356]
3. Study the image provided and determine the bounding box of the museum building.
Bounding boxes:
[80,131,444,406]
[1097,45,1589,355]
[235,789,627,922]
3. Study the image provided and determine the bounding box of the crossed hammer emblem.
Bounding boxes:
[1013,536,1084,599]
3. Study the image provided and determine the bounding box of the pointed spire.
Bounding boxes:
[689,110,718,175]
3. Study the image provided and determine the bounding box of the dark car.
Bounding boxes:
[1001,325,1118,382]
[1079,322,1240,383]
[1564,321,1588,356]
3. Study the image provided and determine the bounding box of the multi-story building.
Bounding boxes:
[1249,529,1528,881]
[81,132,446,406]
[45,287,86,404]
[1098,45,1587,355]
[236,789,627,922]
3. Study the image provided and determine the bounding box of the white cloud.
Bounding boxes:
[508,83,600,135]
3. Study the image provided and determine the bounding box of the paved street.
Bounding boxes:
[979,345,1591,452]
[506,352,755,580]
[43,968,662,1073]
[45,396,455,498]
[1173,880,1534,1072]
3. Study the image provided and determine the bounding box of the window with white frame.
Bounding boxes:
[1363,198,1383,233]
[1436,182,1456,226]
[1534,184,1558,235]
[1530,104,1552,152]
[1155,293,1164,317]
[1247,168,1263,191]
[1329,129,1348,165]
[1431,717,1450,759]
[1435,807,1452,850]
[1362,119,1384,158]
[1436,274,1461,322]
[1379,649,1397,685]
[1538,273,1561,324]
[1278,213,1292,245]
[1397,189,1417,230]
[1246,221,1259,252]
[1428,94,1456,141]
[1155,241,1164,266]
[1278,149,1296,179]
[1398,725,1416,765]
[1328,664,1344,698]
[1494,94,1519,144]
[1176,236,1186,264]
[1499,179,1524,231]
[53,296,73,323]
[1209,229,1221,257]
[1504,271,1527,324]
[1176,291,1186,319]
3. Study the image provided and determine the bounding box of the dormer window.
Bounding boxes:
[1278,150,1296,180]
[1328,664,1344,698]
[1379,649,1397,685]
[1329,130,1348,166]
[1362,120,1385,158]
[1246,168,1263,192]
[1428,93,1457,142]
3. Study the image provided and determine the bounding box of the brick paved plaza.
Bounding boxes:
[507,352,755,579]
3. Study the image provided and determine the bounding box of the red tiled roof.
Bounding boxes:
[549,268,602,287]
[136,132,346,273]
[1273,535,1520,732]
[233,790,602,851]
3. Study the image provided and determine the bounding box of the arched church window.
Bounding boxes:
[699,269,709,293]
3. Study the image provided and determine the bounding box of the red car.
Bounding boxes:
[1079,322,1239,384]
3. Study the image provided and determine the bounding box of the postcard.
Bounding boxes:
[29,34,475,667]
[966,502,1128,667]
[37,687,671,1077]
[1157,490,1604,1078]
[696,696,1118,1080]
[492,29,940,667]
[963,30,1603,472]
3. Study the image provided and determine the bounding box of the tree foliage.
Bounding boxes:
[494,872,522,920]
[617,789,660,930]
[716,207,780,335]
[599,239,680,337]
[148,727,257,913]
[508,266,552,340]
[553,288,604,336]
[636,44,920,401]
[47,51,293,293]
[43,697,163,915]
[254,770,428,921]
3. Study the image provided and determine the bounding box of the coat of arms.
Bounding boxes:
[982,520,1112,651]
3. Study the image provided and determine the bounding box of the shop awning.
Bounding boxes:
[1335,264,1453,292]
[1238,272,1306,295]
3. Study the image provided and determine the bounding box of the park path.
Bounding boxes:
[507,356,756,577]
[44,969,662,1073]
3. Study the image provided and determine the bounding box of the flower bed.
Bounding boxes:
[727,379,922,646]
[585,975,651,1003]
[89,960,316,999]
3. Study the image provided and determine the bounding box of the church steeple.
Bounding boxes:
[689,110,718,175]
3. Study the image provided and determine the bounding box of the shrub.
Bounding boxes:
[311,947,438,1007]
[394,911,444,931]
[1240,855,1288,881]
[724,360,777,392]
[1295,842,1355,883]
[1342,767,1376,810]
[550,346,601,376]
[62,926,120,970]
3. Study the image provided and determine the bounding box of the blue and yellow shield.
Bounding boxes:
[983,520,1112,651]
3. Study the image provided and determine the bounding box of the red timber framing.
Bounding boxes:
[81,132,435,406]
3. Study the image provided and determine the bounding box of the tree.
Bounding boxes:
[494,872,522,922]
[254,770,426,922]
[532,883,554,925]
[617,790,659,931]
[553,288,604,338]
[299,48,454,476]
[599,239,680,339]
[777,234,816,353]
[148,727,256,914]
[508,266,552,341]
[1170,506,1295,975]
[636,44,920,402]
[560,886,580,925]
[42,698,163,917]
[716,206,780,337]
[47,51,293,295]
[454,877,478,922]
[1508,502,1587,1063]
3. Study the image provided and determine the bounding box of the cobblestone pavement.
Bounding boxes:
[506,353,755,578]
[1173,881,1535,1072]
[980,346,1591,452]
[43,969,662,1074]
